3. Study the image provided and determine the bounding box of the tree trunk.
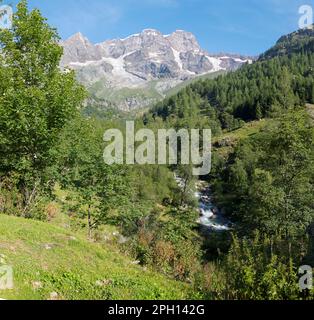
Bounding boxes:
[87,204,92,240]
[180,177,189,207]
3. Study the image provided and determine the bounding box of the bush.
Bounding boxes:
[222,233,312,300]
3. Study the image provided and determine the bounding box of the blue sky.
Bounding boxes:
[7,0,313,55]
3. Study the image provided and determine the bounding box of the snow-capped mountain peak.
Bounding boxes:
[60,29,252,110]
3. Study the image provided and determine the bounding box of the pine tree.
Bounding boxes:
[256,103,263,120]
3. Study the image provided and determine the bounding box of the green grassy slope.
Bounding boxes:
[213,106,313,158]
[0,214,190,300]
[213,119,273,157]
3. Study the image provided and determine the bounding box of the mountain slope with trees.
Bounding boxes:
[148,28,314,131]
[260,25,314,60]
[143,26,314,299]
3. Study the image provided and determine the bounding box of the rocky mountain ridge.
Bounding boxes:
[61,29,252,110]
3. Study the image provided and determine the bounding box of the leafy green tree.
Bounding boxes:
[0,0,86,211]
[56,116,130,238]
[175,165,197,207]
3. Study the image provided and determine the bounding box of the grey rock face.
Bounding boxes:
[124,48,180,80]
[97,39,126,59]
[219,57,243,71]
[60,32,102,65]
[166,30,201,52]
[180,52,213,74]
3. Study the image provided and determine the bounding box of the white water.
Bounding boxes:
[195,184,232,232]
[174,174,231,232]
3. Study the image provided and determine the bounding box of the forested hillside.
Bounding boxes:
[149,37,314,131]
[260,25,314,60]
